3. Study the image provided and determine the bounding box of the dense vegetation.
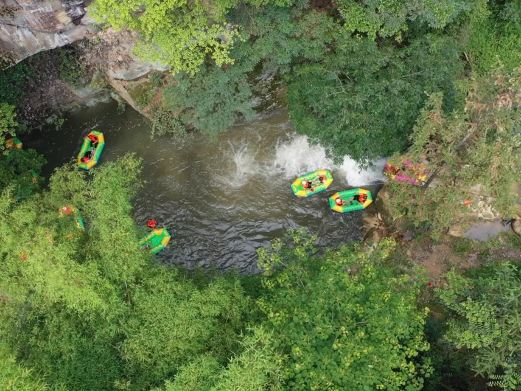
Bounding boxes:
[91,0,519,161]
[1,0,520,390]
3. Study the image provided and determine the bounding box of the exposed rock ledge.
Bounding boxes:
[0,0,94,68]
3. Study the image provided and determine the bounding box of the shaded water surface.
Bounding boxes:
[31,102,384,273]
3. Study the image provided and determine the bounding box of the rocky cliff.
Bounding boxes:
[0,0,93,68]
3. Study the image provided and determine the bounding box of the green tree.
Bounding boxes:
[157,327,284,391]
[438,262,521,390]
[0,158,143,390]
[337,0,474,38]
[257,232,431,390]
[288,33,463,161]
[122,267,249,388]
[466,0,521,74]
[89,0,295,76]
[0,103,18,147]
[386,67,521,236]
[0,343,49,391]
[0,149,45,200]
[162,6,337,134]
[0,154,257,390]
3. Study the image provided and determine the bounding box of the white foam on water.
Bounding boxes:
[272,135,333,177]
[219,133,386,188]
[338,156,387,186]
[222,141,259,188]
[272,134,386,186]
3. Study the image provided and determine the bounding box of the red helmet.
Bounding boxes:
[88,134,98,142]
[147,219,158,228]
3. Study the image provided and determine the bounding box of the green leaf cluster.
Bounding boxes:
[439,262,521,390]
[257,233,432,390]
[386,67,521,236]
[288,33,463,161]
[0,103,17,146]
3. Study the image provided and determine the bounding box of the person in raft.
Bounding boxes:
[81,134,99,163]
[335,197,344,207]
[81,150,93,163]
[60,206,73,216]
[354,193,368,204]
[302,180,313,191]
[88,133,99,147]
[147,219,158,229]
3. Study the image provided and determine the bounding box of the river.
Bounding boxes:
[29,102,385,273]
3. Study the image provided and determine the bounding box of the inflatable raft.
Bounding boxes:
[329,188,373,213]
[77,131,105,170]
[59,206,85,230]
[384,159,429,186]
[139,228,171,255]
[5,137,22,150]
[291,169,333,197]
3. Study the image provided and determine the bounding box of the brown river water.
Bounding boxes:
[29,102,386,273]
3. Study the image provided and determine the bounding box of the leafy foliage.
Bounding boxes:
[0,62,32,105]
[0,149,45,200]
[0,343,48,391]
[0,156,253,390]
[438,262,521,390]
[466,0,521,74]
[0,103,17,146]
[386,68,521,236]
[162,7,336,134]
[288,33,463,160]
[337,0,474,38]
[151,106,187,139]
[122,267,248,387]
[57,47,85,86]
[257,232,431,390]
[89,0,293,75]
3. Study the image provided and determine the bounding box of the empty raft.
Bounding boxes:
[139,228,171,255]
[291,169,333,197]
[77,131,105,170]
[329,188,373,213]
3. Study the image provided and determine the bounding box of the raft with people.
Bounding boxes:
[383,158,429,186]
[139,219,171,254]
[5,137,22,150]
[329,188,373,213]
[59,206,85,230]
[77,131,105,170]
[291,169,333,197]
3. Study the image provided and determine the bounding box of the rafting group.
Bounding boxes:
[51,129,433,253]
[291,169,373,213]
[66,130,172,254]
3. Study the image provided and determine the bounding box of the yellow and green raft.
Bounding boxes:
[77,131,105,170]
[5,136,22,150]
[329,188,373,213]
[59,206,85,230]
[291,169,333,197]
[139,228,171,255]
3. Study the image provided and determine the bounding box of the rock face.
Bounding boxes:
[83,28,169,81]
[0,0,93,68]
